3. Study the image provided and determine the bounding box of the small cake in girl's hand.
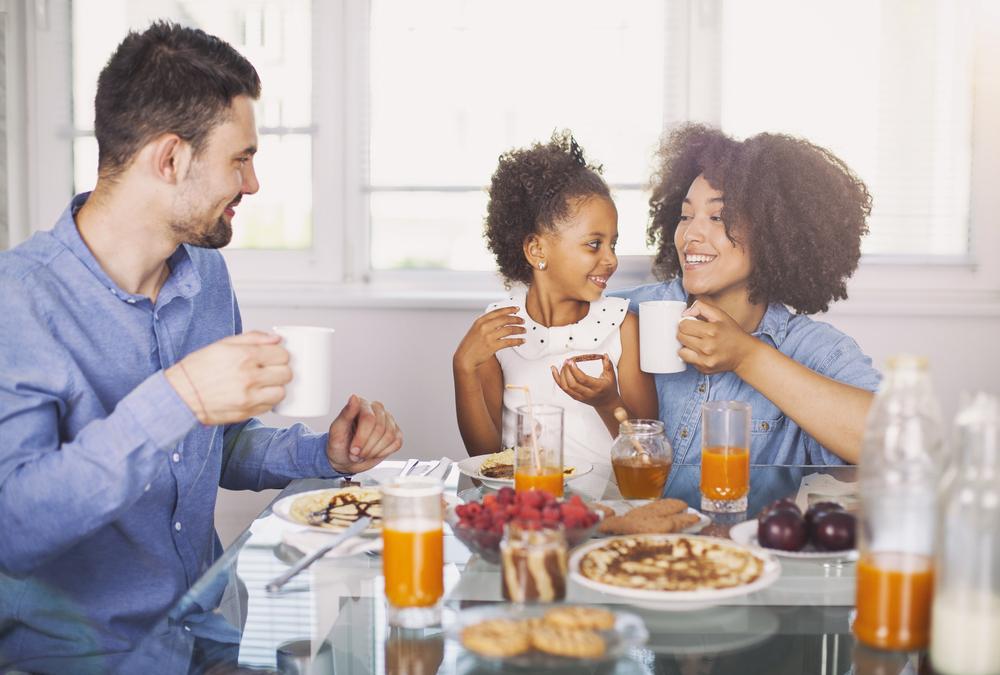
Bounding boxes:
[452,131,659,492]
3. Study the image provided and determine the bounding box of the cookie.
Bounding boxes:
[543,606,616,631]
[628,498,688,518]
[597,510,701,535]
[531,625,606,659]
[460,619,531,658]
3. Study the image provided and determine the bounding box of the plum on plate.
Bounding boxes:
[757,510,808,551]
[804,501,845,530]
[759,497,802,521]
[811,511,856,551]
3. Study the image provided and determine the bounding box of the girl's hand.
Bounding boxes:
[550,354,622,411]
[677,300,759,375]
[453,306,526,373]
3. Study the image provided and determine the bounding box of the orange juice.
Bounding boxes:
[700,446,749,500]
[514,469,564,497]
[382,525,444,608]
[854,552,934,651]
[613,456,672,499]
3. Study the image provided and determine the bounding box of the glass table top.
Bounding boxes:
[122,461,928,675]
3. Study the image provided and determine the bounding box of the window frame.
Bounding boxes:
[15,0,1000,317]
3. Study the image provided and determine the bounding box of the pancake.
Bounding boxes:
[288,486,382,530]
[578,535,764,592]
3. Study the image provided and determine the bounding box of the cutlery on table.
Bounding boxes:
[266,515,372,593]
[398,457,419,477]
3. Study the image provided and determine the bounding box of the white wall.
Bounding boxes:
[214,290,1000,545]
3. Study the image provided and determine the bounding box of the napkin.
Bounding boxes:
[794,472,860,514]
[282,529,383,559]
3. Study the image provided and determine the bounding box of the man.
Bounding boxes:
[0,22,402,671]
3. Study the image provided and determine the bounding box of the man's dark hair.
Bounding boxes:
[485,130,611,285]
[647,124,872,314]
[94,21,261,179]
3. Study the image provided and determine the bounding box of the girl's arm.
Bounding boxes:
[453,307,523,456]
[550,313,659,437]
[678,301,872,463]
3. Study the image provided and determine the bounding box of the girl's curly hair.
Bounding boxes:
[647,124,872,314]
[485,130,611,285]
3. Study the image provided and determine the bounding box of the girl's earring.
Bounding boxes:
[538,261,547,270]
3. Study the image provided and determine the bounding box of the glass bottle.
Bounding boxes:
[610,419,673,499]
[931,393,1000,675]
[854,355,944,651]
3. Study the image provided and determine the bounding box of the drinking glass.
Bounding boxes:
[514,404,564,497]
[381,476,444,628]
[700,401,751,512]
[500,521,568,603]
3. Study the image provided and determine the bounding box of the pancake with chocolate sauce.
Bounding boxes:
[289,486,382,531]
[579,535,764,591]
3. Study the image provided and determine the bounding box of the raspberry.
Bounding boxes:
[520,490,545,509]
[519,507,542,521]
[497,487,516,504]
[483,494,498,508]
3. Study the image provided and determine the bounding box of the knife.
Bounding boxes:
[266,515,372,593]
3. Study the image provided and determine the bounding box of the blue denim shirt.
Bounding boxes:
[0,194,342,672]
[610,280,880,479]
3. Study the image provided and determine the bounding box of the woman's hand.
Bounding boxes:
[677,300,760,375]
[550,354,623,411]
[453,306,525,374]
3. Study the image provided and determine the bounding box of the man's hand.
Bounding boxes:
[326,395,403,474]
[453,306,525,374]
[165,331,291,424]
[677,300,760,375]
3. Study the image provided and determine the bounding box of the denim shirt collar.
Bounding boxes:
[52,192,203,306]
[753,302,792,347]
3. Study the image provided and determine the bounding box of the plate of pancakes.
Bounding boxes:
[456,449,593,490]
[273,486,384,535]
[569,533,781,611]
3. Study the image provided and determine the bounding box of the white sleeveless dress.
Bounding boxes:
[485,288,630,499]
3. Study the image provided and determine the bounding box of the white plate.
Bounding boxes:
[569,534,781,611]
[272,488,461,536]
[447,603,648,668]
[729,519,859,562]
[455,455,593,490]
[638,605,780,655]
[595,501,710,536]
[272,487,383,535]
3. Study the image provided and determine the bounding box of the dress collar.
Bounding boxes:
[488,287,630,359]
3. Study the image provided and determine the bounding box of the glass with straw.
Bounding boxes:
[513,403,564,498]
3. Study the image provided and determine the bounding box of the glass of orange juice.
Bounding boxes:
[381,476,444,628]
[514,404,564,497]
[700,401,751,512]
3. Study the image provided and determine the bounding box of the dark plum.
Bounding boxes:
[804,501,845,531]
[757,510,808,551]
[758,497,802,521]
[811,511,856,551]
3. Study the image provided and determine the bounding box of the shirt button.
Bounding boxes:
[680,427,689,439]
[760,421,770,431]
[697,383,706,393]
[172,452,181,463]
[175,522,182,532]
[126,298,136,304]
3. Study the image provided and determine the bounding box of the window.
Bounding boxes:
[716,0,973,258]
[366,0,669,271]
[72,0,314,250]
[22,0,995,298]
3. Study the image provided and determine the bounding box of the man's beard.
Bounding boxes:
[170,213,233,249]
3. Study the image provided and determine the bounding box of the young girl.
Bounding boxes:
[453,132,658,496]
[612,124,880,475]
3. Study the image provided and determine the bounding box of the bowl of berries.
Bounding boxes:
[448,487,602,564]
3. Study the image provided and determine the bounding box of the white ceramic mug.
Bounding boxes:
[638,300,688,374]
[273,325,336,417]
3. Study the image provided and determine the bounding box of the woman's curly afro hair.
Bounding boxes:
[485,130,611,285]
[647,124,872,314]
